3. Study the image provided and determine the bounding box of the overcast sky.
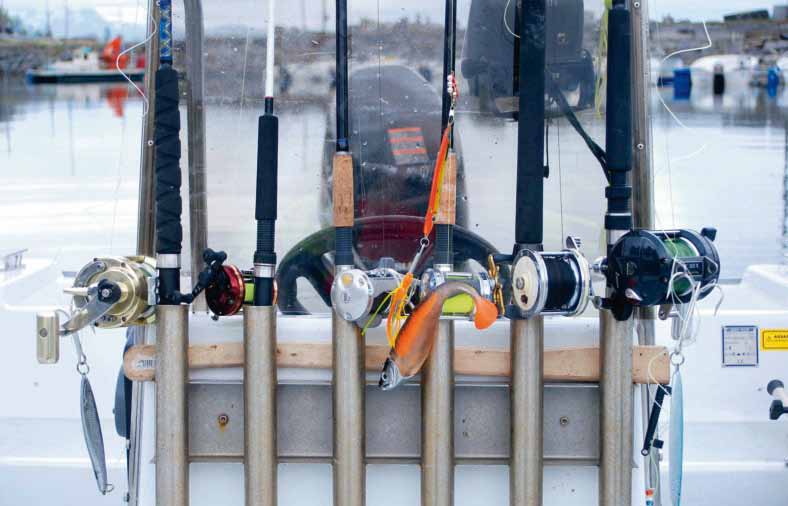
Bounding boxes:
[2,0,783,27]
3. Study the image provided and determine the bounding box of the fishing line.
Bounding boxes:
[503,0,518,39]
[115,0,153,116]
[651,1,713,232]
[236,1,254,136]
[556,117,565,243]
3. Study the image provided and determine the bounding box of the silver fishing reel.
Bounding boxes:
[330,258,403,328]
[36,256,156,364]
[509,237,592,319]
[419,264,497,317]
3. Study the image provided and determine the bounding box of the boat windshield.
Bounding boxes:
[168,0,609,314]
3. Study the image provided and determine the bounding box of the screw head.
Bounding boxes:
[560,416,570,426]
[515,277,525,290]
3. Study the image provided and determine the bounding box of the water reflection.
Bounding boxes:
[0,71,786,291]
[0,79,143,272]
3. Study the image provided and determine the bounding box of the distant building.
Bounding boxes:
[775,5,788,20]
[724,10,770,22]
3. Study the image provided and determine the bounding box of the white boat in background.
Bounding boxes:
[690,54,758,75]
[26,38,144,84]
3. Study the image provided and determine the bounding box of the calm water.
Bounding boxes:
[1,76,786,296]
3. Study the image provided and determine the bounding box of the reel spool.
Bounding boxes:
[330,258,403,327]
[420,267,497,317]
[509,244,591,319]
[604,228,720,309]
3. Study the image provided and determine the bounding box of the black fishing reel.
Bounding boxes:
[598,228,720,320]
[496,237,592,319]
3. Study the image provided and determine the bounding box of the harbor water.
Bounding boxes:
[1,77,786,301]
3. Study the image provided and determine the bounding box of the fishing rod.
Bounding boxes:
[595,0,720,319]
[421,0,459,504]
[243,1,279,505]
[253,0,279,307]
[153,2,190,505]
[330,1,365,505]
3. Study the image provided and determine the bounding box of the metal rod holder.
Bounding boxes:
[422,320,454,506]
[332,300,366,506]
[510,317,544,506]
[244,306,278,506]
[155,304,190,506]
[599,310,634,506]
[184,0,209,312]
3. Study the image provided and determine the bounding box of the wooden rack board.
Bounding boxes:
[124,342,669,384]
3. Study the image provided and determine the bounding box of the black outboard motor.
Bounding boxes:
[461,0,595,116]
[323,65,468,227]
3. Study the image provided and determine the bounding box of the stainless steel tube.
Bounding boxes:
[599,309,634,506]
[332,296,365,506]
[630,0,657,347]
[135,0,160,258]
[155,304,189,506]
[422,320,454,506]
[244,306,278,506]
[183,0,208,312]
[630,1,659,499]
[510,316,544,506]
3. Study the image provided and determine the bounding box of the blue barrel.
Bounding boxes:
[673,68,692,99]
[767,66,781,97]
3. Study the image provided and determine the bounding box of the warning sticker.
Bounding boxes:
[762,329,788,351]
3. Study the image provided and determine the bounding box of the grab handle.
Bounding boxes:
[767,380,788,420]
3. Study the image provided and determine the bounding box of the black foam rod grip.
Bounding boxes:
[154,65,183,255]
[605,6,632,182]
[514,0,546,247]
[256,114,279,221]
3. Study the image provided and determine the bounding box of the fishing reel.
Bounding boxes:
[36,256,156,364]
[330,258,404,327]
[597,228,720,320]
[330,257,501,328]
[419,264,499,318]
[203,264,255,317]
[495,237,592,319]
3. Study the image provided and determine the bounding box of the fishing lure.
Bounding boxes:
[81,374,113,495]
[385,74,460,347]
[669,368,684,506]
[379,281,497,391]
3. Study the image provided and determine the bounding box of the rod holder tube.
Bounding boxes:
[244,306,278,506]
[599,310,635,506]
[332,301,366,506]
[155,304,189,506]
[184,0,208,311]
[136,1,160,257]
[422,320,454,506]
[510,317,544,506]
[514,0,546,246]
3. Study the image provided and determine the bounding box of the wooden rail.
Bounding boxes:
[124,342,669,384]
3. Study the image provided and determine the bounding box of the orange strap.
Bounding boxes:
[423,125,451,237]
